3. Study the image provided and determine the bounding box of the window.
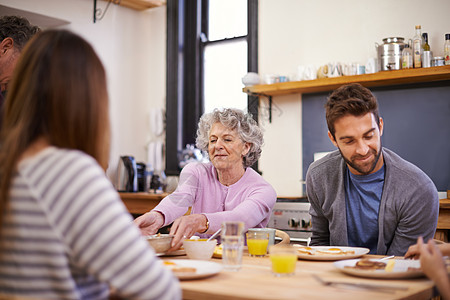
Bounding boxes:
[165,0,258,175]
[202,0,248,113]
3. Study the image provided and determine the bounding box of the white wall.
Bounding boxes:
[2,0,166,185]
[5,0,450,197]
[258,0,450,197]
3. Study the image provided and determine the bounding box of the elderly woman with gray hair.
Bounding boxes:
[135,108,276,250]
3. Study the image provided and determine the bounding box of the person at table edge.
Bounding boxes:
[0,29,180,299]
[135,108,277,250]
[0,16,40,127]
[306,83,439,256]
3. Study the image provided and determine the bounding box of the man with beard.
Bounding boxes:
[0,16,40,127]
[305,83,439,256]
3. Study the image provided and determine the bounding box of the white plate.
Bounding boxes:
[295,246,370,261]
[163,259,222,280]
[334,258,423,279]
[156,249,186,257]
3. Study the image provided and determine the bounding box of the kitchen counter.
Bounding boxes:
[119,192,450,242]
[436,191,450,242]
[119,192,168,216]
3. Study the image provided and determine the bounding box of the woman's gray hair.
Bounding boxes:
[196,108,264,168]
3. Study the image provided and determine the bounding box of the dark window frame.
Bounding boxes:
[165,0,258,175]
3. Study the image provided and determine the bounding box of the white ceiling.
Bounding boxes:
[0,5,70,28]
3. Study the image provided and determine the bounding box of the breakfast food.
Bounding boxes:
[297,246,355,256]
[213,244,223,258]
[385,259,395,272]
[343,259,426,274]
[297,246,314,255]
[163,261,196,274]
[316,248,355,256]
[353,259,387,270]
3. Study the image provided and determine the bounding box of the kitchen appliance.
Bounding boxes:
[267,197,312,245]
[117,156,138,192]
[376,37,406,71]
[136,162,147,192]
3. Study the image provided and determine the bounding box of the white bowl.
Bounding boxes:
[242,72,260,86]
[183,238,217,260]
[146,234,174,253]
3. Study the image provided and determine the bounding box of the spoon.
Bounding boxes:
[207,228,221,242]
[378,255,395,261]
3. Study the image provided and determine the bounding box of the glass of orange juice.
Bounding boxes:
[269,245,297,277]
[246,231,269,257]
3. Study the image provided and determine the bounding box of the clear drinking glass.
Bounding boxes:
[246,231,269,257]
[269,245,297,277]
[221,221,245,271]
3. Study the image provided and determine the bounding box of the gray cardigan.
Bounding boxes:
[306,148,439,256]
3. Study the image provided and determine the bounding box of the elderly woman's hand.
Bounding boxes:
[168,214,208,251]
[134,211,165,236]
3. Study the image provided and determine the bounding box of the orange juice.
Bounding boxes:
[269,253,297,275]
[247,239,269,256]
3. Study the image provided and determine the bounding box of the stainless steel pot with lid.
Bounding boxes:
[376,37,406,71]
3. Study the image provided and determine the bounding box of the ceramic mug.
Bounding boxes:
[303,65,317,80]
[317,65,328,78]
[325,62,342,78]
[297,65,317,81]
[356,64,366,75]
[342,63,356,76]
[365,57,378,74]
[297,65,306,80]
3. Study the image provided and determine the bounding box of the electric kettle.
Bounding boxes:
[117,156,138,192]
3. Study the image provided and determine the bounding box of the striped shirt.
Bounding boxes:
[0,147,180,300]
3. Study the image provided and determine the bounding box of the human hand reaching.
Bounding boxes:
[133,211,165,236]
[417,237,446,282]
[167,214,208,251]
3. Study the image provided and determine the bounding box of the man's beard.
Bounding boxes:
[338,145,382,175]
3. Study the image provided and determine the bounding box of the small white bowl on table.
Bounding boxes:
[183,238,217,260]
[146,234,174,254]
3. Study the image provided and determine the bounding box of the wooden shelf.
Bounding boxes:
[104,0,165,11]
[243,65,450,96]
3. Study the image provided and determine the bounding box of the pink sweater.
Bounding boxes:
[154,162,277,234]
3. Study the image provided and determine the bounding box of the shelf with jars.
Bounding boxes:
[101,0,165,11]
[243,65,450,97]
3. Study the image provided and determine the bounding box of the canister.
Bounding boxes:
[376,37,406,71]
[431,56,445,67]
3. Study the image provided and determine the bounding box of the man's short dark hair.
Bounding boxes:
[325,83,380,139]
[0,16,40,51]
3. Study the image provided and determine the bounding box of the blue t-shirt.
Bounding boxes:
[345,165,385,254]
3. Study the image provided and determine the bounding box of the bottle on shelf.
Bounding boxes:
[445,33,450,66]
[402,40,413,69]
[422,33,432,68]
[413,25,423,68]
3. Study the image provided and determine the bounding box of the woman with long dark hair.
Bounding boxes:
[0,29,180,300]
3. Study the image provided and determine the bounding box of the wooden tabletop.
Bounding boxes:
[165,254,435,300]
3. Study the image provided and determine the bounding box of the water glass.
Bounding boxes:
[269,245,297,277]
[221,221,244,271]
[246,231,269,257]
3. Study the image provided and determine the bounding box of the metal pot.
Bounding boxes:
[376,37,406,71]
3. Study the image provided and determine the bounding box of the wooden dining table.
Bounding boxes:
[164,252,437,300]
